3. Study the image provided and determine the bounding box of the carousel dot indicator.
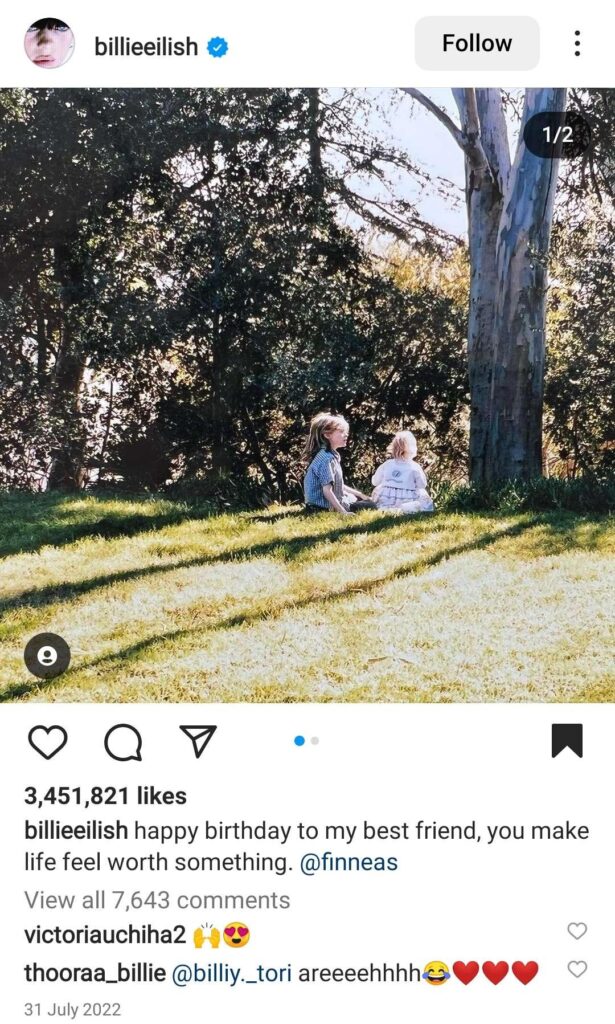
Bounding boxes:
[294,735,305,746]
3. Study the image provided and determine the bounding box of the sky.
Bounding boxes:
[386,87,467,237]
[346,87,523,242]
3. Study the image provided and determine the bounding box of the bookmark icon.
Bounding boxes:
[551,723,583,758]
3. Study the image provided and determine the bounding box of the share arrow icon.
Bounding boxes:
[180,725,217,758]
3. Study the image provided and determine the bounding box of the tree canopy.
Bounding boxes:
[0,88,611,499]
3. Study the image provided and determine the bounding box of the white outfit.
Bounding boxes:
[371,458,434,513]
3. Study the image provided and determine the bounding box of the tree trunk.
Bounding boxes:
[454,89,510,483]
[210,315,234,479]
[409,87,566,482]
[240,401,276,496]
[97,378,115,484]
[488,90,566,481]
[47,335,88,490]
[209,241,235,480]
[36,307,47,385]
[47,244,88,491]
[307,88,325,203]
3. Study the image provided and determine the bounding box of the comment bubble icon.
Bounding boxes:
[104,723,143,762]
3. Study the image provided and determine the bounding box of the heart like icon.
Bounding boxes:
[453,961,479,985]
[28,725,68,760]
[512,961,539,985]
[567,922,588,940]
[568,961,588,978]
[482,961,509,985]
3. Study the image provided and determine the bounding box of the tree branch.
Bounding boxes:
[402,88,465,149]
[475,90,511,196]
[406,88,496,186]
[452,89,495,177]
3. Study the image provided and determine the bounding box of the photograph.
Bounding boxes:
[0,86,612,703]
[24,18,75,69]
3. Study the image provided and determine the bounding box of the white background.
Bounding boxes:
[0,703,611,1022]
[1,1,612,86]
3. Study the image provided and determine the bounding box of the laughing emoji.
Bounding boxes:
[423,961,451,985]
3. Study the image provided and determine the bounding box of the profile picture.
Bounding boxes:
[24,17,75,69]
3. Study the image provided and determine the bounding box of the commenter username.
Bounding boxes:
[23,962,420,985]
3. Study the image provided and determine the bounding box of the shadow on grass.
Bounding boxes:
[0,493,220,559]
[499,515,613,558]
[247,507,307,524]
[1,509,611,629]
[1,514,546,702]
[0,511,410,622]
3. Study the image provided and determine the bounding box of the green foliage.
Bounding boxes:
[545,210,614,476]
[0,88,468,500]
[0,87,612,500]
[433,474,615,514]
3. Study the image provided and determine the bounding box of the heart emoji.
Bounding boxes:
[568,961,588,978]
[567,922,587,940]
[453,961,479,985]
[482,961,509,985]
[512,961,539,985]
[28,725,68,760]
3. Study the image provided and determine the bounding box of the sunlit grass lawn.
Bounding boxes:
[0,493,613,703]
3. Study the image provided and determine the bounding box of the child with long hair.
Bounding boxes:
[303,413,377,514]
[371,430,434,513]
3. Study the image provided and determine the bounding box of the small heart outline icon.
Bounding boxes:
[482,961,509,985]
[568,961,587,978]
[28,725,68,760]
[512,961,539,985]
[453,961,479,985]
[567,922,588,940]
